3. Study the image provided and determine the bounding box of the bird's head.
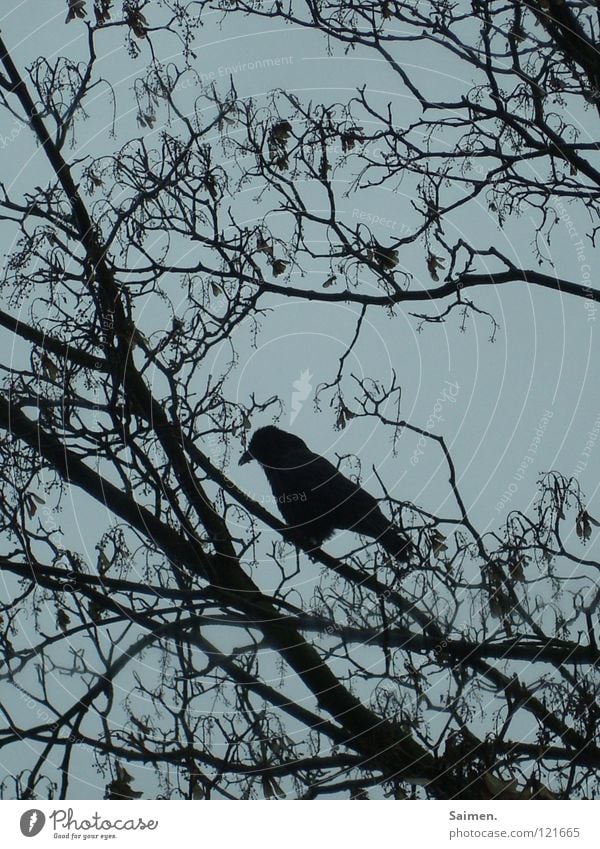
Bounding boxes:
[239,426,307,468]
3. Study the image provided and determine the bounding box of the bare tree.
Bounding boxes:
[0,0,598,799]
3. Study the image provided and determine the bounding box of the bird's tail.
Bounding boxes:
[378,526,414,562]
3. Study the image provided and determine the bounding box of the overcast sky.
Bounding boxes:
[0,0,599,798]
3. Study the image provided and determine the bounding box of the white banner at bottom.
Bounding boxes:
[1,799,598,848]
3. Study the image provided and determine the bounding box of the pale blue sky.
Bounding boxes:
[0,0,598,798]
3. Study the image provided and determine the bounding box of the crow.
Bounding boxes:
[239,426,413,561]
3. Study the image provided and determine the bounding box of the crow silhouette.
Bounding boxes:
[240,426,413,561]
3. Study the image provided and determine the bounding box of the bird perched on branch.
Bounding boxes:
[239,426,413,561]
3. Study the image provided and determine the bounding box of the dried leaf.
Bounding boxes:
[426,199,440,219]
[116,763,134,782]
[192,782,205,800]
[256,236,273,257]
[427,253,445,281]
[25,494,38,518]
[106,763,142,799]
[97,548,111,575]
[484,772,519,798]
[57,609,71,632]
[527,781,557,800]
[576,510,595,541]
[88,600,104,624]
[205,173,218,199]
[66,0,86,23]
[370,241,398,271]
[105,779,143,800]
[126,8,148,38]
[510,555,527,582]
[272,259,288,277]
[261,774,275,799]
[509,24,525,43]
[548,73,566,92]
[489,592,511,619]
[341,126,364,152]
[94,1,112,25]
[350,788,369,799]
[431,530,448,555]
[270,120,292,145]
[41,355,59,381]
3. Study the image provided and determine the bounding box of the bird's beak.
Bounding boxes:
[239,450,253,466]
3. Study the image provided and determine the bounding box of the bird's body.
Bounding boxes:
[240,426,412,561]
